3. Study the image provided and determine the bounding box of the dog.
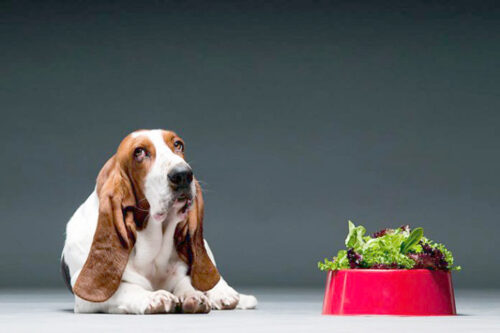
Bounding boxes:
[61,129,257,314]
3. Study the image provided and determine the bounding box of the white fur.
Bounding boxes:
[62,129,257,314]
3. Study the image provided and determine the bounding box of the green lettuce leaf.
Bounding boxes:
[345,220,366,250]
[401,227,424,254]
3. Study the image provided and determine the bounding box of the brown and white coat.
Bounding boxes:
[61,129,257,314]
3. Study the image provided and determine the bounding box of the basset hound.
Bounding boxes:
[61,129,257,314]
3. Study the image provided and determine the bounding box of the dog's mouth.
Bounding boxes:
[175,193,193,216]
[152,192,194,222]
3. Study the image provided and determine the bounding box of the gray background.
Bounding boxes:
[1,0,499,289]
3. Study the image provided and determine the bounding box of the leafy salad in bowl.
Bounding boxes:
[318,221,461,271]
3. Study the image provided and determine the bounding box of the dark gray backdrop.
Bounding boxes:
[1,1,499,289]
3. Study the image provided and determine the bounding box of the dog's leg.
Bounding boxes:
[74,282,179,314]
[166,261,212,313]
[203,240,258,310]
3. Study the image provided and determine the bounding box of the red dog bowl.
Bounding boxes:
[322,269,456,316]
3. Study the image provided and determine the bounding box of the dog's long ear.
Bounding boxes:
[175,181,221,291]
[73,156,137,302]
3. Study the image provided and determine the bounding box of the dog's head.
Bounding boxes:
[73,129,220,302]
[115,129,196,224]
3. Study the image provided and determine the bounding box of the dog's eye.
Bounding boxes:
[174,140,184,153]
[134,148,148,162]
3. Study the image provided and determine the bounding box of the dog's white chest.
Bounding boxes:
[129,218,179,287]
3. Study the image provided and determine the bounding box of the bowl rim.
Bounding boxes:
[326,269,452,273]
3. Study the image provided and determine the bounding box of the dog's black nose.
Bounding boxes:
[168,165,193,188]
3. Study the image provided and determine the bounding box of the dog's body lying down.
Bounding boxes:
[61,129,256,314]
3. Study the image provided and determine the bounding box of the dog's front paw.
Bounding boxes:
[178,291,211,314]
[206,280,240,310]
[143,290,179,314]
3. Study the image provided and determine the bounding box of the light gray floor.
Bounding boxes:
[0,288,499,332]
